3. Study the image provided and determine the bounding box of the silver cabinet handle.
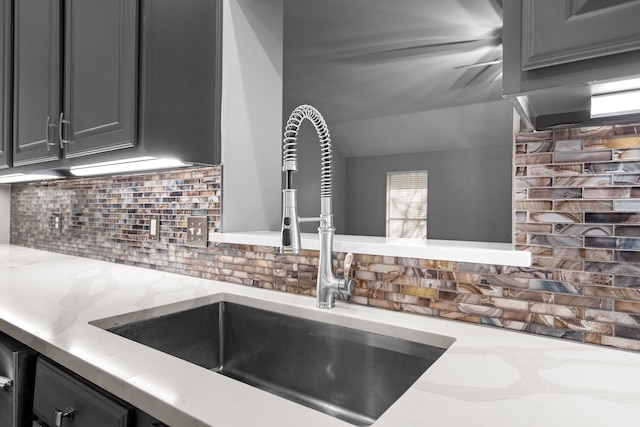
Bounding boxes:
[0,375,12,391]
[45,116,53,150]
[58,112,70,149]
[53,406,75,426]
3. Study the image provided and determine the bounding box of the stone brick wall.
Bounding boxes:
[512,124,640,350]
[9,122,640,352]
[10,167,222,268]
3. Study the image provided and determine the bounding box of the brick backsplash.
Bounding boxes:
[9,123,640,352]
[510,124,640,350]
[10,166,222,267]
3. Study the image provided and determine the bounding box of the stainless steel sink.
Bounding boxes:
[103,301,451,426]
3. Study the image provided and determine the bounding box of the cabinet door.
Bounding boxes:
[33,357,132,427]
[135,409,170,427]
[62,0,137,158]
[521,0,640,70]
[139,0,222,164]
[0,0,10,169]
[0,332,37,427]
[12,0,62,166]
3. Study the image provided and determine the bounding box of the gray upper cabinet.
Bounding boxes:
[503,0,640,130]
[13,0,136,166]
[137,0,222,166]
[9,0,221,171]
[13,0,61,166]
[0,0,10,169]
[62,0,137,158]
[520,0,640,70]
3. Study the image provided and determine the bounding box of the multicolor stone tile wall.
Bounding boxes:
[8,122,640,352]
[10,166,222,267]
[512,123,640,351]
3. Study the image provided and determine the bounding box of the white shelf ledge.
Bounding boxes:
[209,231,531,267]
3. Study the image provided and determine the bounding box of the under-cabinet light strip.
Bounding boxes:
[591,89,640,118]
[70,157,191,177]
[0,174,62,184]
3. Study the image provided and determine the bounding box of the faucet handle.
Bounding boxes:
[338,253,356,298]
[343,252,354,279]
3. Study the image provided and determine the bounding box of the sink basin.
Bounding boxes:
[100,300,451,426]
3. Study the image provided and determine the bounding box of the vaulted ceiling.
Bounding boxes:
[283,0,513,157]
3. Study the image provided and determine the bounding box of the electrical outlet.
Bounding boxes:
[186,216,208,247]
[149,215,160,240]
[52,213,62,233]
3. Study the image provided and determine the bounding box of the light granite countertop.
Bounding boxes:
[1,244,639,426]
[209,231,532,267]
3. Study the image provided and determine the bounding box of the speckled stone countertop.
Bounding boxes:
[1,244,639,427]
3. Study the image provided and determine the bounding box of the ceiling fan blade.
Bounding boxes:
[450,61,503,91]
[454,58,503,69]
[379,35,501,54]
[342,34,502,62]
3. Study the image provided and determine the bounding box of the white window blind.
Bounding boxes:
[386,171,428,239]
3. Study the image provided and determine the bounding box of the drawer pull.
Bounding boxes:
[53,406,75,426]
[0,375,12,391]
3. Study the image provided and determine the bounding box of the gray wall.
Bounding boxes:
[289,117,347,234]
[345,145,513,243]
[221,0,283,232]
[0,185,9,243]
[222,1,515,241]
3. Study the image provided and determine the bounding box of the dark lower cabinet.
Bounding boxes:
[33,357,132,427]
[1,332,170,427]
[0,332,37,427]
[33,356,169,427]
[134,410,169,427]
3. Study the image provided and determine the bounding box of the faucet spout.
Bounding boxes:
[316,225,356,308]
[280,105,355,308]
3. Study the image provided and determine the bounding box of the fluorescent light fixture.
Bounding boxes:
[0,173,62,184]
[69,157,191,177]
[591,89,640,118]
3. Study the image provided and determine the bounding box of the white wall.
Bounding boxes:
[221,0,283,232]
[0,184,9,243]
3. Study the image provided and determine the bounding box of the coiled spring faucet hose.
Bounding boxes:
[282,104,333,199]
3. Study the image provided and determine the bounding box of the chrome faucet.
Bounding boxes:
[280,104,355,308]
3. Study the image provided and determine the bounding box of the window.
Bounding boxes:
[386,171,428,239]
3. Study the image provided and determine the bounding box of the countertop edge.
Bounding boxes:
[208,231,532,267]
